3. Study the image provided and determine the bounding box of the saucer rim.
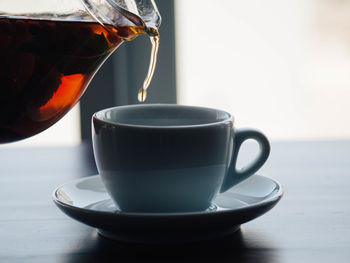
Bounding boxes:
[52,174,284,218]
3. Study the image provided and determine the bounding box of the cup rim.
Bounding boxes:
[92,104,234,129]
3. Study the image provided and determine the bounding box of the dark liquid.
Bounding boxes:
[0,16,145,143]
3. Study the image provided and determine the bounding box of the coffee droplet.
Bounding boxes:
[138,87,147,102]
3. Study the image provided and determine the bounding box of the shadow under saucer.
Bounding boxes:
[62,229,279,263]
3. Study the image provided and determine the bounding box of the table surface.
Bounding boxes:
[0,140,349,263]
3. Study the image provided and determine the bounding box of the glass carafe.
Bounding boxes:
[0,0,160,143]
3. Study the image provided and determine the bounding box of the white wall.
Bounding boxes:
[175,0,350,140]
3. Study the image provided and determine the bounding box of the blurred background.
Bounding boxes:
[6,0,350,147]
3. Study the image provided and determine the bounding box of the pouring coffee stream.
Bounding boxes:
[81,0,161,102]
[138,31,159,102]
[0,0,161,143]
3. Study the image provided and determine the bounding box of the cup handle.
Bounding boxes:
[220,128,270,193]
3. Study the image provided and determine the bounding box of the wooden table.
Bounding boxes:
[0,141,349,262]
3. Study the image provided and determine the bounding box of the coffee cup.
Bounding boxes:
[92,104,270,213]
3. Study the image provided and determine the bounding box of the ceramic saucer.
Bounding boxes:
[53,175,283,243]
